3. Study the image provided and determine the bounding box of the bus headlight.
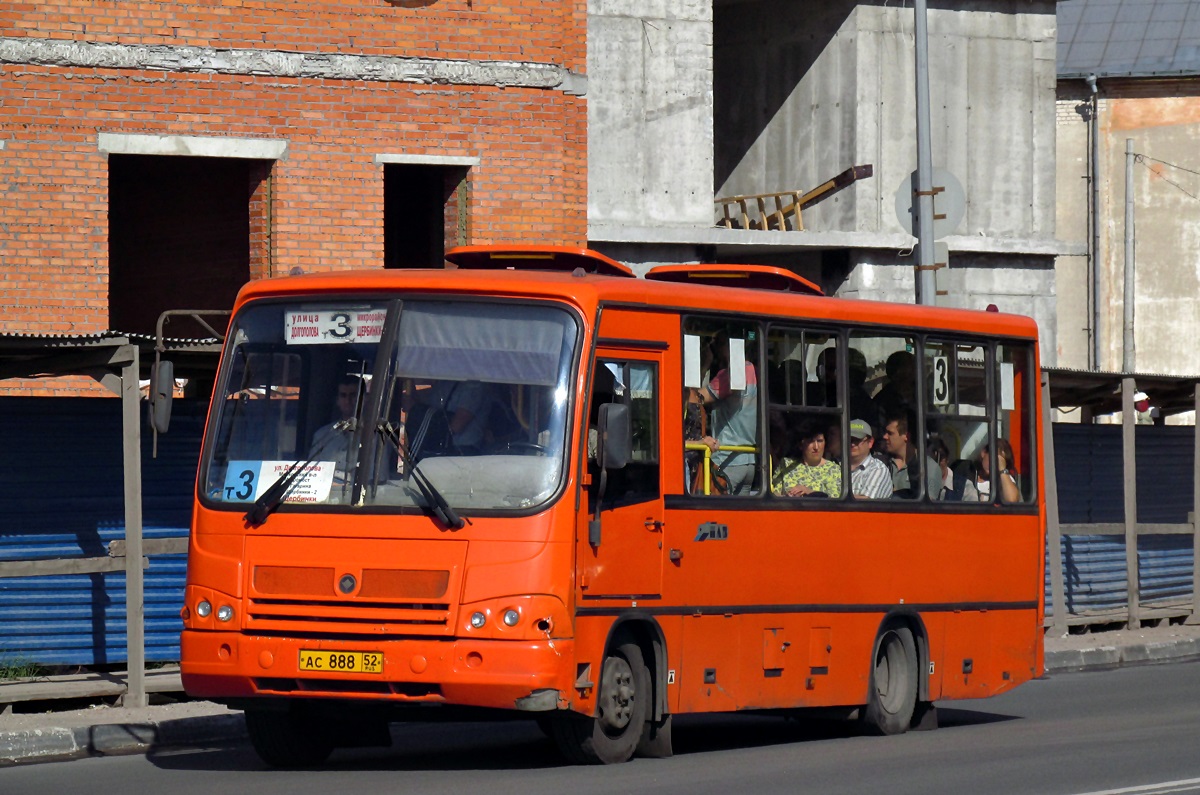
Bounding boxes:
[470,612,487,629]
[196,600,212,618]
[216,605,234,622]
[502,609,521,627]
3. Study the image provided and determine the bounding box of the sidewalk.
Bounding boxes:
[2,622,1199,767]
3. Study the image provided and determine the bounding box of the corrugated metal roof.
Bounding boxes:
[0,330,218,347]
[1058,0,1200,78]
[1045,366,1200,415]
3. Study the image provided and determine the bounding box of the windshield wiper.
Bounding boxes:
[376,420,467,530]
[244,418,356,526]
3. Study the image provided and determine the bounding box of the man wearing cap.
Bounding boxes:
[847,419,891,499]
[1134,391,1154,425]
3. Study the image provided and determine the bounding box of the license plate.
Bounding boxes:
[298,650,383,674]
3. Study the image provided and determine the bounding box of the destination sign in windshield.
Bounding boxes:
[284,308,386,344]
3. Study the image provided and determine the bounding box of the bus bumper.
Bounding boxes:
[181,630,576,712]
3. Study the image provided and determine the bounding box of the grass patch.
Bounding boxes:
[0,658,50,682]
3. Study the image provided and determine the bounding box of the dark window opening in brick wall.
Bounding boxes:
[109,155,267,338]
[384,164,469,269]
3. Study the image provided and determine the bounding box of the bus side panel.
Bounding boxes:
[665,613,885,714]
[935,608,1041,700]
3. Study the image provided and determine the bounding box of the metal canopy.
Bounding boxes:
[0,331,222,381]
[1045,367,1200,417]
[0,331,221,707]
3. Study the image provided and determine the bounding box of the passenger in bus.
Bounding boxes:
[766,410,793,490]
[881,410,942,500]
[871,350,916,430]
[847,419,892,499]
[699,332,758,494]
[684,384,709,492]
[818,347,874,423]
[976,439,1020,503]
[772,419,841,498]
[929,437,978,501]
[309,374,364,465]
[823,419,843,465]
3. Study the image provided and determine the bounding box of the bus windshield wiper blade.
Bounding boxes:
[376,420,467,530]
[245,418,356,526]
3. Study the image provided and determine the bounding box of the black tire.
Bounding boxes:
[860,625,918,736]
[550,640,649,764]
[636,713,673,758]
[244,707,335,768]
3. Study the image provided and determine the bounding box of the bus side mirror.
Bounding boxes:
[597,402,631,471]
[149,359,174,434]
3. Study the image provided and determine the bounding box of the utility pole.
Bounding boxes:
[1124,138,1136,372]
[913,0,936,305]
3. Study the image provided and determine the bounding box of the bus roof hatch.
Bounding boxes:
[644,264,824,296]
[445,245,635,278]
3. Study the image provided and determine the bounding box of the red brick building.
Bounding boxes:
[1,0,587,394]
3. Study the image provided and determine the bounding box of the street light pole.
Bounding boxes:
[1123,138,1136,372]
[914,0,936,306]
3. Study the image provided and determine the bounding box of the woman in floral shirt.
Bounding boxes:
[772,420,842,498]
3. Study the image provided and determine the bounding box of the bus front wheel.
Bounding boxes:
[860,625,918,736]
[550,640,649,764]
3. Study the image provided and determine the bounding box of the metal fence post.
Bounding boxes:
[1122,377,1140,629]
[121,345,146,707]
[1044,372,1068,634]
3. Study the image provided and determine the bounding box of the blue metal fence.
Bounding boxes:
[1046,423,1196,620]
[0,397,206,666]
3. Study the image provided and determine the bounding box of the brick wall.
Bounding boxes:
[0,0,588,395]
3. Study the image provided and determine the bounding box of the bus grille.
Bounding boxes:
[244,539,466,637]
[246,597,452,635]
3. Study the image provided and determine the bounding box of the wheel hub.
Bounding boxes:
[598,657,635,732]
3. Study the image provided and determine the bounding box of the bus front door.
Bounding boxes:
[578,316,670,600]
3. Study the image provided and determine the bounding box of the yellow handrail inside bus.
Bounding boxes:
[685,441,757,495]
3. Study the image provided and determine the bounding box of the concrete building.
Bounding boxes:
[3,0,1066,390]
[1056,0,1200,378]
[588,0,1064,361]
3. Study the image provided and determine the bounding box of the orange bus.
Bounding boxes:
[178,245,1044,766]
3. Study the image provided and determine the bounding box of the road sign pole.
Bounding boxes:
[914,0,936,306]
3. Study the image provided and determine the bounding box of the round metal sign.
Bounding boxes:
[894,168,965,240]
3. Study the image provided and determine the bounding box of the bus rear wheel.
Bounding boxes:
[550,640,649,764]
[860,625,918,736]
[244,707,335,768]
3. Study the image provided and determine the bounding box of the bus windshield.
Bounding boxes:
[201,298,579,514]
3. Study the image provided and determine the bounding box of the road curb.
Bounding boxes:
[0,713,246,767]
[1045,638,1200,674]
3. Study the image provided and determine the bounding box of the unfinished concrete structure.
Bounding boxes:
[1056,0,1200,378]
[588,0,1064,362]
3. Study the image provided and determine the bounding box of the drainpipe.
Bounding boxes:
[1086,74,1101,370]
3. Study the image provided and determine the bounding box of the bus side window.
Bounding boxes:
[851,333,935,500]
[683,318,762,496]
[591,360,659,506]
[764,326,844,499]
[924,340,988,503]
[995,343,1037,504]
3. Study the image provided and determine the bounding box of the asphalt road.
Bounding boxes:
[5,662,1200,795]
